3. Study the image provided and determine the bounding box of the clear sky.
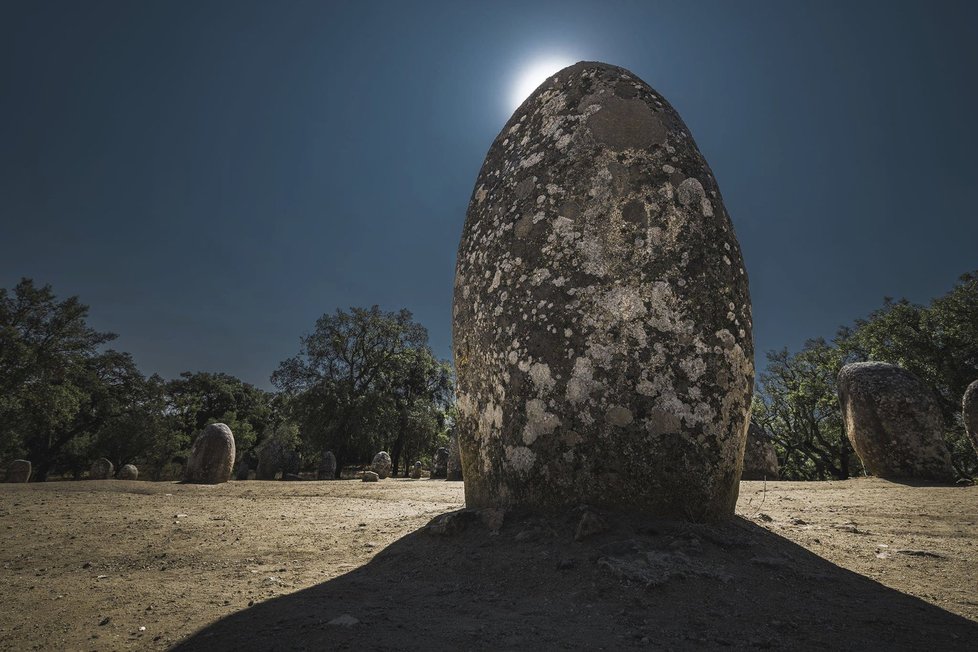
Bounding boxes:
[2,0,976,389]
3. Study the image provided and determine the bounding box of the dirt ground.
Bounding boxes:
[1,478,976,651]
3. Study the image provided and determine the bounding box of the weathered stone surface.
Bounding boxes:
[431,447,449,479]
[256,438,296,481]
[838,362,954,482]
[118,464,138,481]
[447,434,463,481]
[964,380,978,455]
[90,458,114,480]
[236,461,251,481]
[5,459,31,483]
[410,461,422,479]
[183,423,235,484]
[318,451,337,480]
[372,452,392,480]
[741,422,779,480]
[362,471,379,482]
[452,61,753,520]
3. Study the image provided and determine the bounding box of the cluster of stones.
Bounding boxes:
[453,61,753,520]
[183,423,235,484]
[741,422,779,480]
[5,459,31,483]
[838,362,955,483]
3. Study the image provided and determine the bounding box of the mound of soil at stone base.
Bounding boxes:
[1,479,976,650]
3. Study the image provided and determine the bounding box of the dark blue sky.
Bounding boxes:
[2,1,976,389]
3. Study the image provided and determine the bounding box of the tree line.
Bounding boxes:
[3,271,975,483]
[0,279,453,481]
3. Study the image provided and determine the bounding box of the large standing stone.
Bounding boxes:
[183,423,236,484]
[446,434,463,481]
[964,380,978,455]
[741,423,779,480]
[90,458,114,480]
[318,451,337,480]
[118,464,139,481]
[5,459,31,483]
[256,438,288,480]
[838,362,954,482]
[431,447,449,479]
[371,451,392,480]
[452,61,753,519]
[236,461,251,481]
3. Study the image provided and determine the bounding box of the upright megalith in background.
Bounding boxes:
[118,464,138,481]
[183,423,235,484]
[410,461,423,479]
[371,452,392,480]
[446,434,463,481]
[236,461,251,481]
[453,61,753,520]
[838,362,954,482]
[318,451,337,480]
[5,459,31,483]
[964,380,978,454]
[90,458,114,480]
[431,447,449,479]
[741,422,779,480]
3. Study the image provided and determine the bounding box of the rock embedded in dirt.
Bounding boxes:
[446,434,463,481]
[741,422,779,480]
[452,61,754,520]
[838,362,955,483]
[964,380,978,454]
[410,461,422,479]
[362,471,379,483]
[431,447,449,479]
[5,459,31,483]
[371,452,392,480]
[317,451,336,480]
[183,423,236,485]
[90,458,114,480]
[118,464,138,481]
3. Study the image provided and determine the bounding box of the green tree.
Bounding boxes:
[165,371,273,464]
[753,339,859,480]
[0,279,139,480]
[272,306,451,476]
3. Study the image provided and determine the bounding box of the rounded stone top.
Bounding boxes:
[838,362,931,394]
[203,422,234,439]
[453,60,753,518]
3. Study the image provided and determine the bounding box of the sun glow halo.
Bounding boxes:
[510,57,574,110]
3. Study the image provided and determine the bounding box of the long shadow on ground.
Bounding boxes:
[174,509,978,650]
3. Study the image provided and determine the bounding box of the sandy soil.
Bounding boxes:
[1,478,976,650]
